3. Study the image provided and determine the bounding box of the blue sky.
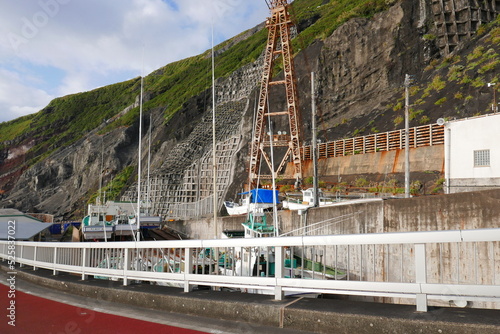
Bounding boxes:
[0,0,269,123]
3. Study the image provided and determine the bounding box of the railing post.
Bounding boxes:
[81,247,88,281]
[430,124,433,146]
[184,248,193,292]
[123,248,129,286]
[19,245,24,268]
[274,246,284,300]
[33,246,38,271]
[415,243,428,312]
[53,247,58,276]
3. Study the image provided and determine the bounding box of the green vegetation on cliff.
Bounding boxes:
[0,0,392,161]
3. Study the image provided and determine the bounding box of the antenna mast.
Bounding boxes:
[248,0,302,188]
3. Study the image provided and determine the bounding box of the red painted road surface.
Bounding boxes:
[0,283,207,334]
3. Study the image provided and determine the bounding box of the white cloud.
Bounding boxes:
[0,68,53,122]
[0,0,269,123]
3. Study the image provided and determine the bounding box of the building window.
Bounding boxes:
[474,149,490,167]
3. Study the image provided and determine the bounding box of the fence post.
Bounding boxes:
[53,247,58,276]
[19,245,24,268]
[81,248,88,281]
[274,246,284,300]
[415,243,428,312]
[184,248,193,292]
[33,246,38,271]
[123,248,129,286]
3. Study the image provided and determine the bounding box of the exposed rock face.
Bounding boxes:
[315,2,429,141]
[2,119,141,219]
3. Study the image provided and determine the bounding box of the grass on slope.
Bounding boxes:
[0,0,391,158]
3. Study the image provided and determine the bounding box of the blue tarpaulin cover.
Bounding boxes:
[239,189,280,204]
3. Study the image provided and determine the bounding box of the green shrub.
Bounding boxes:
[87,166,135,204]
[419,115,431,124]
[424,75,446,95]
[447,65,464,81]
[355,177,369,187]
[392,102,403,111]
[471,77,486,88]
[394,116,403,126]
[467,46,485,61]
[435,97,447,106]
[478,59,500,74]
[410,109,424,120]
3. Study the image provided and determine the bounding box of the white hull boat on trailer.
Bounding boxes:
[283,188,382,210]
[224,188,279,216]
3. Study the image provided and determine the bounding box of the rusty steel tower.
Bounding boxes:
[248,0,302,188]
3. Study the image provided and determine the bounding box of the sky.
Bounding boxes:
[0,0,270,123]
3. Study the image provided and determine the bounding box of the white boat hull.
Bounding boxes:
[224,201,274,216]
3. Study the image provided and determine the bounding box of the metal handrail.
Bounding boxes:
[1,227,499,312]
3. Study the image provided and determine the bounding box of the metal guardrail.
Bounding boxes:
[1,228,499,312]
[302,123,445,160]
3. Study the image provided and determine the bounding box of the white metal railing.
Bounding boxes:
[1,228,499,312]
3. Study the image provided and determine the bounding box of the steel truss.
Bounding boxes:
[249,0,302,188]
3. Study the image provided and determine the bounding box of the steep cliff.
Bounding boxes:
[1,0,499,220]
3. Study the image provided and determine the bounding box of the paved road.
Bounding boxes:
[0,282,209,334]
[0,269,311,334]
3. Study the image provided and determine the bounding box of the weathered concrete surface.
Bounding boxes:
[180,188,500,239]
[170,189,500,310]
[2,265,499,334]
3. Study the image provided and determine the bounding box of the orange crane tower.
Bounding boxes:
[248,0,302,188]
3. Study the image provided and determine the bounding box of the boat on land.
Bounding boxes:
[282,188,339,210]
[224,188,279,216]
[81,200,162,241]
[220,209,346,296]
[81,201,137,240]
[282,188,383,211]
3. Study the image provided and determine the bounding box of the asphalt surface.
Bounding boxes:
[0,266,312,334]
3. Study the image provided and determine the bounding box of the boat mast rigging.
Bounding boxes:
[249,0,302,189]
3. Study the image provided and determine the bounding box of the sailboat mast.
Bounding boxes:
[147,113,152,215]
[137,72,144,242]
[211,21,218,239]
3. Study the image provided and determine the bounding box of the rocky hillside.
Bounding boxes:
[1,0,499,220]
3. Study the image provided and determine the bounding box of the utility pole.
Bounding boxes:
[404,74,411,198]
[311,72,319,207]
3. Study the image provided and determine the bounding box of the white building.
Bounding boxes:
[445,113,500,193]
